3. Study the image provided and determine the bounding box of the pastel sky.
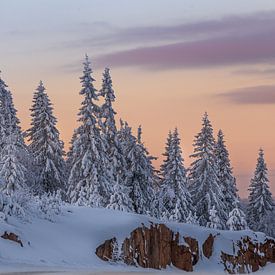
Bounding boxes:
[1,0,275,197]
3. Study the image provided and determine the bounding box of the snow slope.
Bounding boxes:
[0,206,274,273]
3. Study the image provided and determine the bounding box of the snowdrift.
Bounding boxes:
[0,206,274,273]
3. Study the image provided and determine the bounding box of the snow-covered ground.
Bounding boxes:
[0,206,274,274]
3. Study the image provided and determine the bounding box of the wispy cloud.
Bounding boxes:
[216,85,275,104]
[68,11,275,49]
[94,28,275,70]
[232,67,275,77]
[58,10,275,71]
[89,11,275,70]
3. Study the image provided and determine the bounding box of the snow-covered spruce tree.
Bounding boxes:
[0,73,32,189]
[98,68,132,210]
[99,68,117,142]
[76,186,88,206]
[0,73,9,148]
[226,206,248,231]
[107,179,133,212]
[0,135,26,195]
[207,206,222,229]
[159,128,193,222]
[159,130,173,185]
[38,190,62,222]
[0,75,25,149]
[26,81,66,193]
[215,130,239,214]
[247,149,273,234]
[66,129,78,175]
[119,123,155,215]
[189,113,227,228]
[186,211,199,225]
[67,55,111,206]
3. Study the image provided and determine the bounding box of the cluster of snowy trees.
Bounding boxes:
[158,116,248,231]
[0,56,274,235]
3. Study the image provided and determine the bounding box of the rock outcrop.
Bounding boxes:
[1,231,23,247]
[221,236,275,274]
[202,233,215,258]
[96,223,199,271]
[95,237,116,261]
[95,223,275,273]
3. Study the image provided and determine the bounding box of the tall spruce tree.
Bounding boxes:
[0,74,25,149]
[99,68,117,141]
[247,149,273,234]
[98,68,128,189]
[215,130,239,215]
[26,81,66,193]
[66,129,78,176]
[119,123,155,215]
[189,113,227,228]
[160,131,173,181]
[159,128,193,222]
[0,73,9,148]
[0,135,26,195]
[67,55,111,206]
[0,72,31,192]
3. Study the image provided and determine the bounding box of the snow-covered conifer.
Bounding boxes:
[0,191,26,219]
[98,68,130,206]
[247,149,273,234]
[0,73,33,188]
[119,123,155,215]
[189,113,227,228]
[226,206,248,231]
[27,81,66,193]
[207,206,222,229]
[186,211,199,225]
[88,183,105,208]
[99,68,117,141]
[0,135,26,195]
[67,55,110,206]
[39,191,62,222]
[0,74,9,147]
[0,74,23,148]
[159,129,193,222]
[107,180,133,212]
[160,131,173,178]
[76,186,88,206]
[215,130,239,214]
[66,129,78,174]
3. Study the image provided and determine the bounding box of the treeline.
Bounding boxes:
[0,56,273,235]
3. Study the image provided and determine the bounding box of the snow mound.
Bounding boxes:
[0,205,273,273]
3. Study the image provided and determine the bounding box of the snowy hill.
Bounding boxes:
[0,206,274,274]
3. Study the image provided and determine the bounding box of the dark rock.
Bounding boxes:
[1,231,23,247]
[221,236,275,273]
[202,234,215,258]
[96,223,275,273]
[95,237,116,261]
[96,223,198,271]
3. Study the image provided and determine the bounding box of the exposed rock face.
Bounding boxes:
[96,223,275,273]
[1,231,23,247]
[171,233,199,271]
[221,236,275,274]
[96,223,199,271]
[95,237,116,261]
[202,233,215,258]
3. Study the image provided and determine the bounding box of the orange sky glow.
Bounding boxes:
[1,0,275,198]
[2,64,274,198]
